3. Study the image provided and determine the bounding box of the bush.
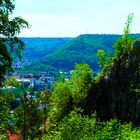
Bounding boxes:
[42,109,97,140]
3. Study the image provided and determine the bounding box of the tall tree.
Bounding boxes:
[0,90,14,134]
[0,0,28,85]
[113,14,134,57]
[49,82,72,121]
[96,49,107,70]
[14,93,43,139]
[70,64,93,101]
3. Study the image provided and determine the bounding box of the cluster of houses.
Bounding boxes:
[13,59,32,69]
[10,70,71,91]
[11,73,55,90]
[16,77,54,90]
[1,71,71,104]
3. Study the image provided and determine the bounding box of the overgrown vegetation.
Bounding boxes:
[113,13,134,57]
[41,109,140,140]
[0,0,28,85]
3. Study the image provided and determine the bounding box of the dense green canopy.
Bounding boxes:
[0,0,28,85]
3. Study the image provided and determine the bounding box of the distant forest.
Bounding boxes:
[19,34,140,73]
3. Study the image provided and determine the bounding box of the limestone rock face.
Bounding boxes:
[86,39,140,124]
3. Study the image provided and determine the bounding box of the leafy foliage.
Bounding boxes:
[113,14,134,57]
[42,109,97,140]
[49,82,72,121]
[70,64,93,101]
[0,0,28,85]
[4,76,20,87]
[13,93,43,140]
[0,90,13,133]
[41,110,140,140]
[47,64,93,127]
[96,49,107,70]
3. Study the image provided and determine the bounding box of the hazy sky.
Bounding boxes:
[13,0,140,37]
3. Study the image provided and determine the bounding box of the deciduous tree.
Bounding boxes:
[0,0,28,85]
[70,64,93,101]
[113,14,134,57]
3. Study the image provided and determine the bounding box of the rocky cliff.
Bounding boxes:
[85,39,140,124]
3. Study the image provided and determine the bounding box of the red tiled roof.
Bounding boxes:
[23,78,35,80]
[8,134,19,140]
[6,130,20,140]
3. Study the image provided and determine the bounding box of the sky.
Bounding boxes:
[13,0,140,37]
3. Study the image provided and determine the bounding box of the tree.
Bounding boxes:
[49,82,72,122]
[14,93,43,139]
[70,64,93,101]
[113,14,134,56]
[96,49,107,70]
[58,72,65,83]
[0,0,29,85]
[4,76,20,87]
[0,89,14,135]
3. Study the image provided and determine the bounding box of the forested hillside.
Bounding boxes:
[22,34,140,72]
[20,37,72,60]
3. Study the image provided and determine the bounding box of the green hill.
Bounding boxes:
[18,34,140,73]
[20,37,72,60]
[39,34,140,71]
